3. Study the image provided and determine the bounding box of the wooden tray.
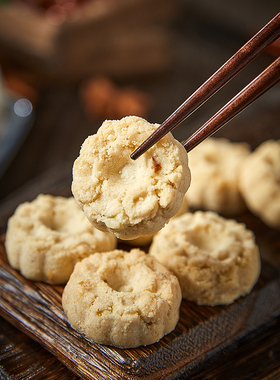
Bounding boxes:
[1,209,280,379]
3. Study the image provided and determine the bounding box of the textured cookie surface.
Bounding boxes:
[186,138,250,215]
[5,194,117,284]
[62,248,182,348]
[149,211,260,306]
[72,116,191,240]
[120,193,189,247]
[238,139,280,229]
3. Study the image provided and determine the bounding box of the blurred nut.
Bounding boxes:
[3,72,39,104]
[80,76,153,120]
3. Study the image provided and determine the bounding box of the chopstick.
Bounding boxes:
[181,56,280,151]
[130,12,280,160]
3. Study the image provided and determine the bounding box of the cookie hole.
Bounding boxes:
[104,275,133,292]
[40,213,70,233]
[217,251,230,260]
[187,229,234,260]
[187,231,216,252]
[204,152,219,164]
[40,217,58,232]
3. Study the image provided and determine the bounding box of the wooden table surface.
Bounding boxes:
[0,2,280,378]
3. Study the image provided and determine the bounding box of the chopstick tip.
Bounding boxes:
[130,148,141,160]
[130,139,152,160]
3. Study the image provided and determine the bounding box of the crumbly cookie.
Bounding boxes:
[5,194,117,284]
[120,193,189,247]
[149,211,260,306]
[186,138,250,215]
[238,140,280,230]
[72,116,191,240]
[62,248,182,348]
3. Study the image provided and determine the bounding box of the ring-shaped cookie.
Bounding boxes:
[62,249,182,348]
[149,211,261,306]
[72,116,191,240]
[5,194,117,284]
[186,138,250,215]
[238,139,280,229]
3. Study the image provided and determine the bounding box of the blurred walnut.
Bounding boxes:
[80,77,153,121]
[2,71,39,104]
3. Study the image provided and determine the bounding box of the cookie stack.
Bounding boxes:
[6,116,277,349]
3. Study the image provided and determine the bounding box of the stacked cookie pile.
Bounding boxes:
[5,116,278,348]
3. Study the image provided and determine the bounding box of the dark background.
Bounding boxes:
[0,0,279,206]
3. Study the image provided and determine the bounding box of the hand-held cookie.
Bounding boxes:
[238,139,280,230]
[62,249,182,348]
[149,211,261,306]
[5,194,117,284]
[72,116,191,240]
[119,193,189,247]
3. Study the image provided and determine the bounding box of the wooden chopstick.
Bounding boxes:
[182,56,280,151]
[130,12,280,160]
